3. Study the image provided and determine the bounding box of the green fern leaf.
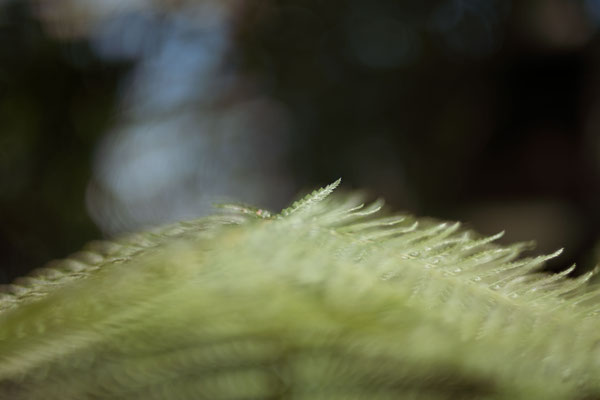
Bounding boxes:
[0,180,599,399]
[278,177,341,217]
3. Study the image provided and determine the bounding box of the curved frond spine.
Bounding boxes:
[213,203,273,219]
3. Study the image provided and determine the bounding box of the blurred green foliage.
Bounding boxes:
[1,184,600,399]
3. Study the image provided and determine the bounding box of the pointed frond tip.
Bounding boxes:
[278,178,341,217]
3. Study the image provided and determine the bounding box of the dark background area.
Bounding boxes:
[1,0,600,283]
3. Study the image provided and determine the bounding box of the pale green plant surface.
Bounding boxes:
[0,180,599,399]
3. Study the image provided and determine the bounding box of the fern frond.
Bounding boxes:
[1,181,600,399]
[278,177,341,217]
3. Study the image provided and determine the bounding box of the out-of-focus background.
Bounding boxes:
[1,0,600,283]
